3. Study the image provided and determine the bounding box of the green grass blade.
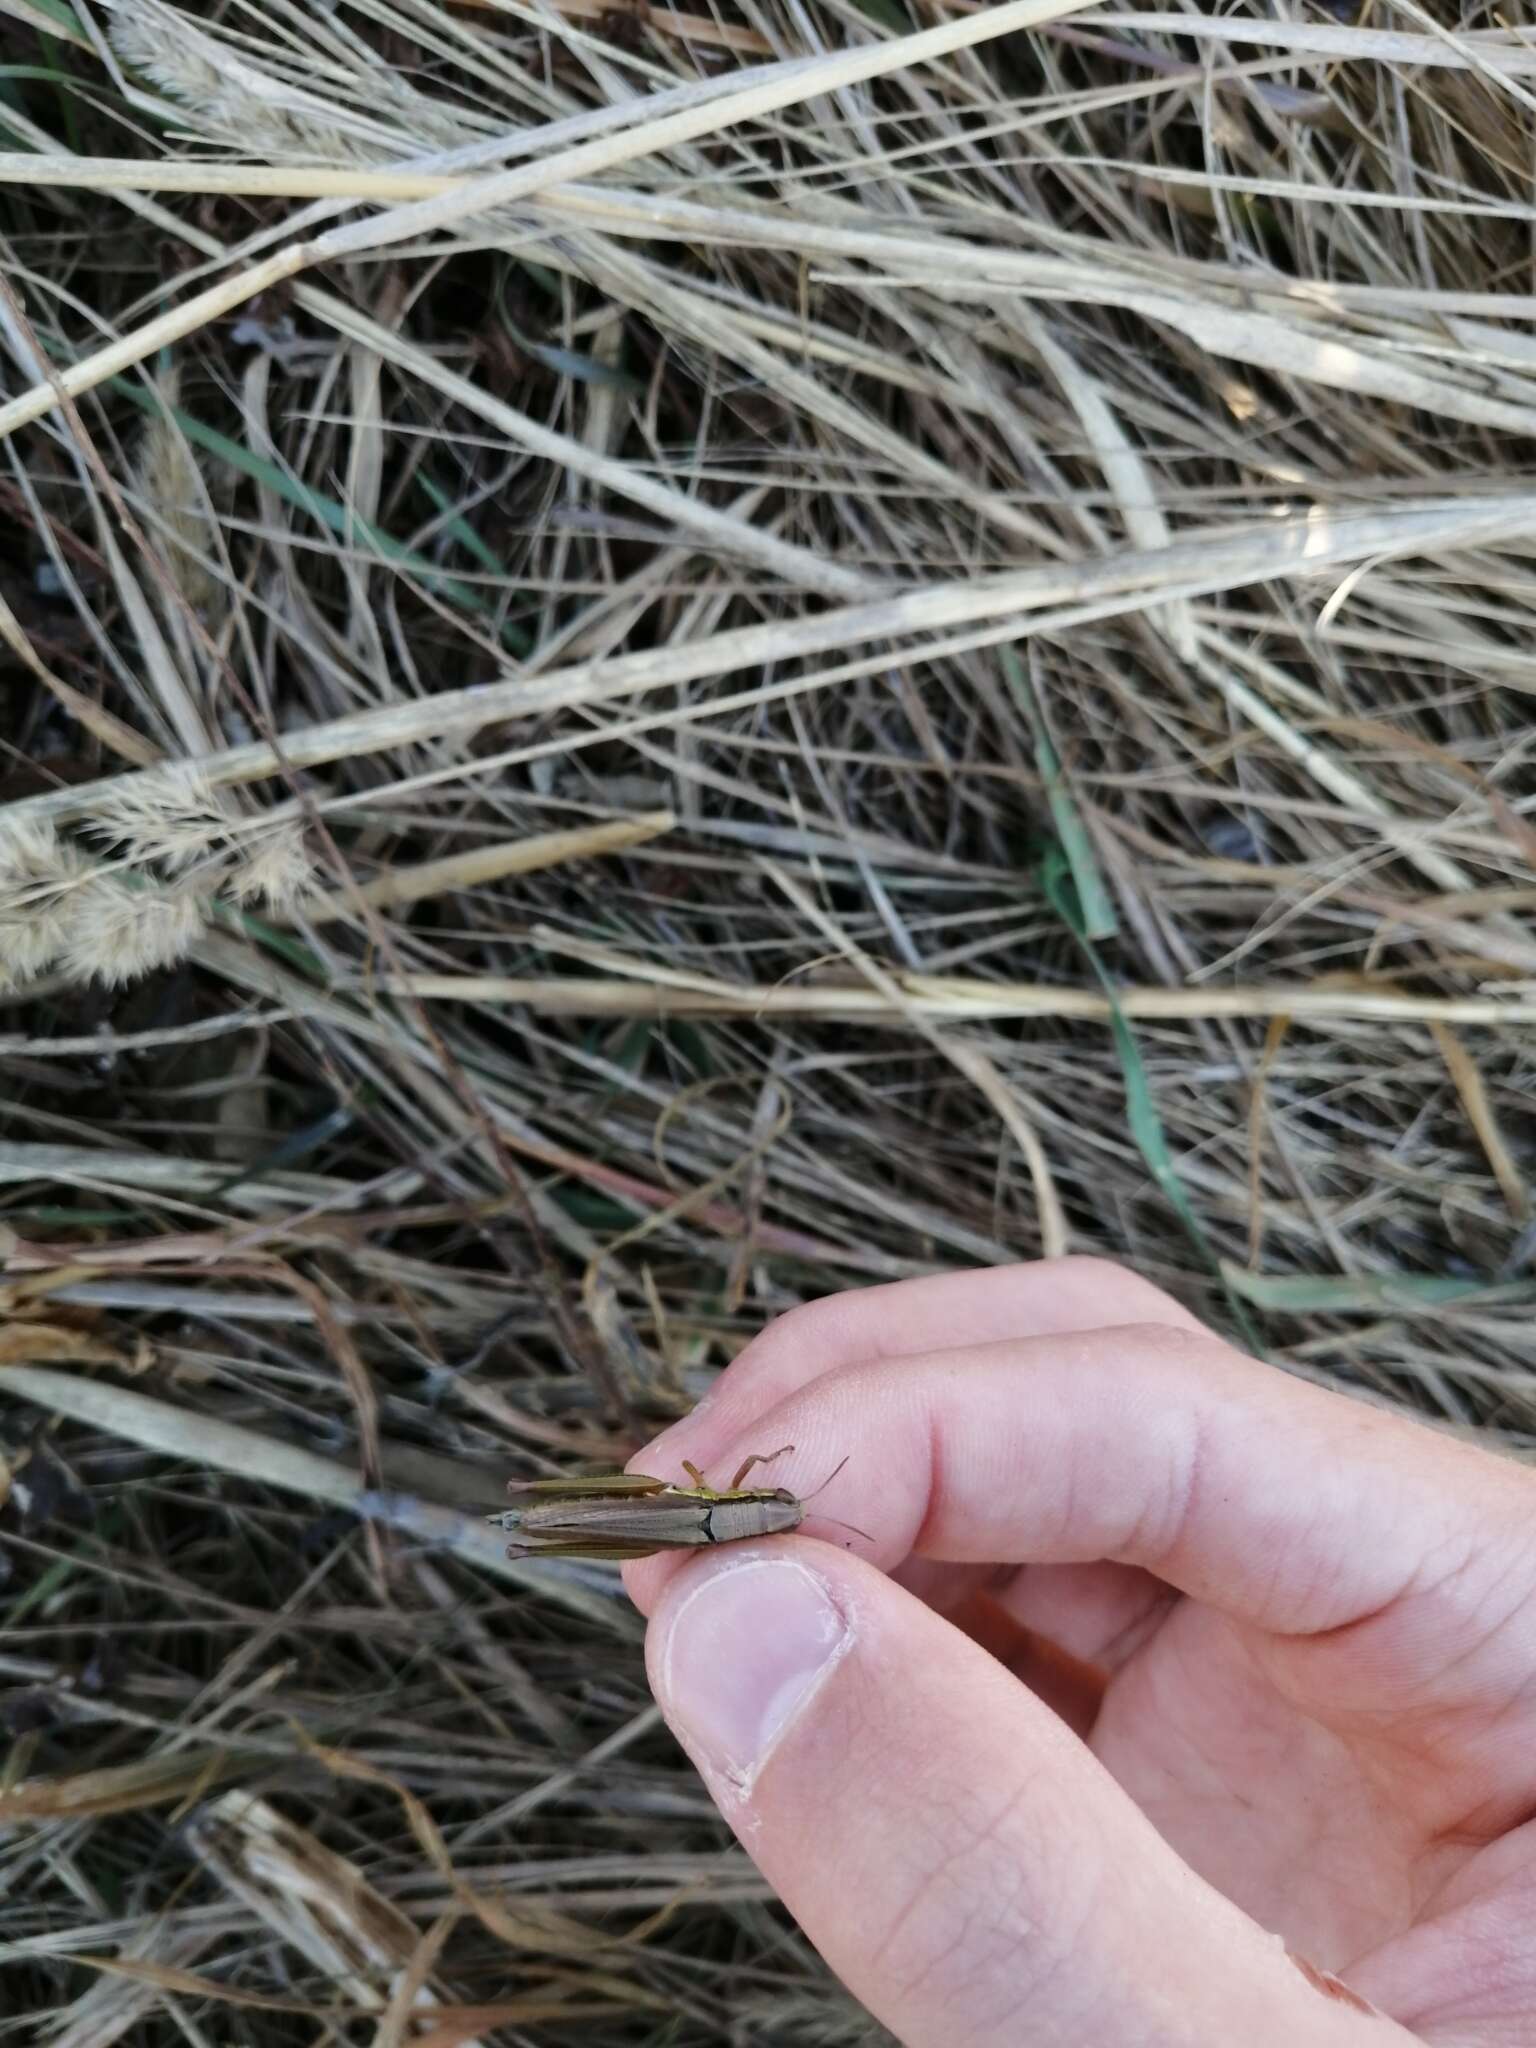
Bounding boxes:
[111,381,530,650]
[1003,649,1118,942]
[1219,1265,1527,1314]
[1043,851,1264,1352]
[3,0,88,48]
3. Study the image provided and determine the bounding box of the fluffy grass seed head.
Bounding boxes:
[85,761,233,873]
[60,875,206,990]
[107,0,464,166]
[0,816,90,991]
[228,819,315,912]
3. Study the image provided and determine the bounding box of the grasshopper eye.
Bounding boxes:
[771,1488,797,1504]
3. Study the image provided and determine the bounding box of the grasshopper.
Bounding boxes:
[490,1445,865,1560]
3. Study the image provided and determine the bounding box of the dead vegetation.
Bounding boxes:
[0,0,1533,2036]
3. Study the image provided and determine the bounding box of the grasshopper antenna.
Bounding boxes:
[801,1455,850,1502]
[800,1457,873,1544]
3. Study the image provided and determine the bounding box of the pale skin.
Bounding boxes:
[624,1259,1536,2047]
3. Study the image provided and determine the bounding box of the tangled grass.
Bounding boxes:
[0,0,1533,2036]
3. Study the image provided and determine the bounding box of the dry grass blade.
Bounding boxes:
[300,812,674,924]
[44,1928,221,2048]
[0,1318,151,1369]
[302,1737,675,1969]
[0,583,159,766]
[190,1793,481,2035]
[0,1365,622,1623]
[5,499,1531,833]
[943,1042,1069,1260]
[1430,1024,1532,1225]
[382,968,1536,1030]
[38,1955,327,2015]
[0,1748,263,1823]
[0,0,1097,446]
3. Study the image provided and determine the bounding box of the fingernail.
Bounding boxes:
[657,1556,852,1796]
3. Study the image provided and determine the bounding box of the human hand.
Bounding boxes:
[624,1260,1536,2046]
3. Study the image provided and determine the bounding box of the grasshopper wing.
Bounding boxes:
[504,1471,667,1499]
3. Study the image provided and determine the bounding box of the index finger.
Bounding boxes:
[629,1323,1536,1655]
[639,1258,1204,1477]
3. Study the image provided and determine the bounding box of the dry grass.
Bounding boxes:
[0,0,1533,2036]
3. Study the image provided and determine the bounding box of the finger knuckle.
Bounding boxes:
[1049,1255,1193,1326]
[1092,1321,1239,1393]
[1047,1251,1138,1291]
[748,1295,836,1366]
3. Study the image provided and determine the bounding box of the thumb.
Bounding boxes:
[644,1540,1415,2048]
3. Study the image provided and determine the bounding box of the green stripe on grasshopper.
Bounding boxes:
[506,1472,672,1498]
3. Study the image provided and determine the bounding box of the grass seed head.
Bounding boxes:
[60,875,205,989]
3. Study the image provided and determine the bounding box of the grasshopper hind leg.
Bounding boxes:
[728,1445,794,1490]
[681,1445,797,1495]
